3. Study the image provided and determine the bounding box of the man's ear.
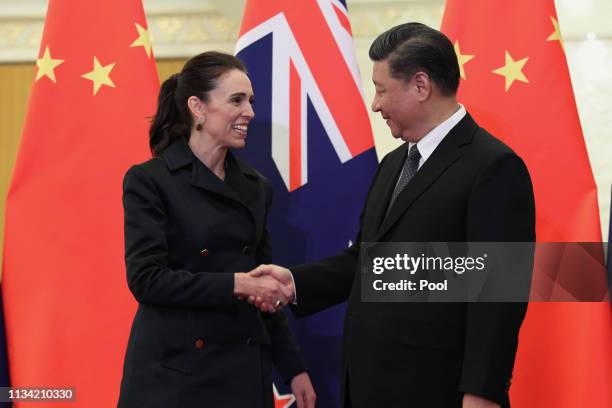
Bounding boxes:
[413,71,432,101]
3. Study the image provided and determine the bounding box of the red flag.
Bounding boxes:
[441,1,612,407]
[1,0,157,406]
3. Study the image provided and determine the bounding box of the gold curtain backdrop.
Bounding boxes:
[0,60,186,276]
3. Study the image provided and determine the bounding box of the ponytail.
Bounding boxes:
[149,74,189,156]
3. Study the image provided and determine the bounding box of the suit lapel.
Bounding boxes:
[363,144,407,240]
[373,113,478,241]
[375,149,462,240]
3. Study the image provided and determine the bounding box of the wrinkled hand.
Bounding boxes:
[247,264,295,312]
[463,393,500,408]
[291,372,316,408]
[233,271,292,313]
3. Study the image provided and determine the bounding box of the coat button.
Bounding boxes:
[245,337,254,345]
[200,248,209,257]
[195,339,205,349]
[243,246,251,255]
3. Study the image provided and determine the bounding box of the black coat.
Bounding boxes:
[292,113,535,408]
[118,138,305,408]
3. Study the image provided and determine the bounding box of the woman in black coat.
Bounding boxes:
[118,52,315,408]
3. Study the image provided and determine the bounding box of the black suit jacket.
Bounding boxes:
[118,138,305,408]
[292,113,535,408]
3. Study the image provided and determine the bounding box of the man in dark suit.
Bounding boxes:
[250,23,535,408]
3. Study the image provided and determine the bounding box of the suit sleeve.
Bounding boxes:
[123,164,236,308]
[257,180,307,382]
[458,152,535,405]
[290,244,359,317]
[289,155,388,317]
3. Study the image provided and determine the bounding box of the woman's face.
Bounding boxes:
[201,69,255,149]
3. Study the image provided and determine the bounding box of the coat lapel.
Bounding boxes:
[161,139,265,242]
[190,159,238,202]
[226,154,265,242]
[373,113,478,241]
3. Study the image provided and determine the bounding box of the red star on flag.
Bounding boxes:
[273,383,296,408]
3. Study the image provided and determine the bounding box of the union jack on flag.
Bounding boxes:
[236,0,374,191]
[236,1,378,407]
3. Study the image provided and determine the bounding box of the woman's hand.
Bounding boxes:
[233,272,291,312]
[462,394,500,408]
[291,372,316,408]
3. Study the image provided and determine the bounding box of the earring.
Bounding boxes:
[196,116,205,131]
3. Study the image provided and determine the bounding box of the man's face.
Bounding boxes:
[371,59,421,142]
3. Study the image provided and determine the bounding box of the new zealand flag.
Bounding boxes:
[236,1,378,406]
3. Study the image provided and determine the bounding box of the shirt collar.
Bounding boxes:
[409,104,466,165]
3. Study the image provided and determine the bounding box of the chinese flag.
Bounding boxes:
[441,1,612,407]
[1,0,157,406]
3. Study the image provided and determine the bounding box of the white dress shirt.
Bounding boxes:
[408,104,466,170]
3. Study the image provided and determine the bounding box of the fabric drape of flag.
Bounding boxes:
[1,0,157,406]
[236,1,377,406]
[441,1,612,407]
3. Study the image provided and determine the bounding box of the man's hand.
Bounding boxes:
[290,372,316,408]
[463,393,500,408]
[233,271,292,313]
[247,264,296,312]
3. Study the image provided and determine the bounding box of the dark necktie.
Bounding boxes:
[386,144,421,214]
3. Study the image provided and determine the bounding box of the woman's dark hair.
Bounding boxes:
[369,22,459,96]
[149,51,247,156]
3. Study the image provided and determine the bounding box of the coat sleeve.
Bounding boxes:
[123,164,236,308]
[458,152,535,405]
[257,180,307,382]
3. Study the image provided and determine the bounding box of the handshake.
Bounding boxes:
[233,265,295,313]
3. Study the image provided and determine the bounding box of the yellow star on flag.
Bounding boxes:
[454,41,474,80]
[546,16,564,52]
[130,23,153,58]
[492,51,529,92]
[35,46,64,83]
[82,57,116,95]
